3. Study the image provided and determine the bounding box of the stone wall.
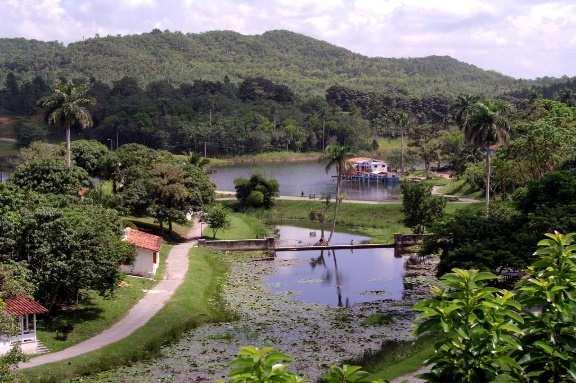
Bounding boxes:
[198,237,275,251]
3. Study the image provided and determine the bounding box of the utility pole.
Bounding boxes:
[115,129,119,150]
[321,116,326,151]
[204,141,207,158]
[400,126,405,174]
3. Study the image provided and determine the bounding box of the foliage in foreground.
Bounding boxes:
[220,346,385,383]
[416,232,576,382]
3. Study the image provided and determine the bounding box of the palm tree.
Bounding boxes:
[452,94,480,130]
[462,100,510,213]
[394,111,409,174]
[324,144,353,243]
[38,81,95,168]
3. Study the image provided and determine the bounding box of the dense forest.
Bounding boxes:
[0,29,530,97]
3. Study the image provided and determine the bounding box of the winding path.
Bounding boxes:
[19,221,201,369]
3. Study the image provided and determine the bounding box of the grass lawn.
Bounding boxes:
[362,337,434,381]
[376,137,402,158]
[209,150,323,167]
[124,216,192,241]
[238,200,477,243]
[440,178,483,198]
[23,247,231,383]
[207,212,269,240]
[36,244,171,352]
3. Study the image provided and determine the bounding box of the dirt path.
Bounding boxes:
[19,220,201,369]
[391,366,430,383]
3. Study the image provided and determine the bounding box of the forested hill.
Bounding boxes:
[0,29,526,96]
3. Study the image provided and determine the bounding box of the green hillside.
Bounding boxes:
[0,29,527,96]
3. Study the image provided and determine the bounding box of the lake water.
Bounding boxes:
[210,161,401,201]
[266,225,405,307]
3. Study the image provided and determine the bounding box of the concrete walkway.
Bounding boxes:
[19,221,201,369]
[216,191,478,205]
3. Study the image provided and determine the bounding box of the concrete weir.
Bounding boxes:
[198,234,426,257]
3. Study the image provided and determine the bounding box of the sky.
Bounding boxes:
[1,0,575,79]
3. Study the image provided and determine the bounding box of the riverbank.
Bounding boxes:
[70,248,438,382]
[235,200,477,243]
[208,151,323,167]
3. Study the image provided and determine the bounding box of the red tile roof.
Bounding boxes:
[4,295,48,316]
[124,228,162,252]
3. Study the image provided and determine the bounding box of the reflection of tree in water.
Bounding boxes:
[308,249,349,308]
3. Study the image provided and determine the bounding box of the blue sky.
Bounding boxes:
[2,0,575,79]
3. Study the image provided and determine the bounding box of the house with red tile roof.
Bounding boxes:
[121,228,163,278]
[0,295,48,355]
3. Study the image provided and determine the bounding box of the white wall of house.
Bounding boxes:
[121,247,159,278]
[0,336,11,355]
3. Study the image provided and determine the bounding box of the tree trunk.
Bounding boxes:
[485,145,491,215]
[424,159,430,179]
[168,219,173,233]
[400,128,405,174]
[66,127,71,168]
[328,165,341,243]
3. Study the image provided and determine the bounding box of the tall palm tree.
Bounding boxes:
[38,81,95,168]
[394,111,409,174]
[462,100,510,213]
[324,144,353,243]
[452,94,480,130]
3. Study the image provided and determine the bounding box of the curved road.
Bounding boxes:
[19,222,200,369]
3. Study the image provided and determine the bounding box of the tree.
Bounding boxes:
[234,175,279,209]
[38,81,95,168]
[401,181,446,234]
[415,269,524,382]
[514,232,576,381]
[14,119,48,148]
[451,94,479,129]
[462,100,511,213]
[205,205,230,239]
[323,144,353,243]
[70,139,109,176]
[9,159,91,195]
[146,162,191,233]
[408,124,441,179]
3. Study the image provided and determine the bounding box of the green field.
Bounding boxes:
[239,200,477,243]
[23,247,231,383]
[207,211,269,240]
[37,245,171,352]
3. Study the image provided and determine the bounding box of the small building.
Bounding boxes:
[0,295,48,355]
[121,228,163,278]
[347,157,390,175]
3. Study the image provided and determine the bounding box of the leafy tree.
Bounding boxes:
[415,269,524,382]
[14,119,48,148]
[462,100,511,213]
[38,81,95,168]
[408,124,441,179]
[9,159,91,195]
[514,232,576,382]
[323,144,353,243]
[146,162,191,233]
[204,204,230,239]
[70,139,109,176]
[234,174,279,209]
[401,181,446,234]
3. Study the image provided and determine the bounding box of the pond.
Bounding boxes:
[266,225,405,307]
[209,161,401,201]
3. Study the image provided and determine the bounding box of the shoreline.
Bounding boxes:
[87,251,438,382]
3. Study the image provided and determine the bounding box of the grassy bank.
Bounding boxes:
[23,248,231,383]
[237,200,476,243]
[37,245,171,352]
[207,212,269,240]
[362,337,434,381]
[209,150,322,167]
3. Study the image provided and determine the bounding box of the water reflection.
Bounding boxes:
[210,161,400,201]
[267,226,405,307]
